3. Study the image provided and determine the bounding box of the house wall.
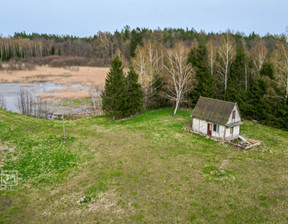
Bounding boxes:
[193,119,226,139]
[192,118,240,140]
[227,105,241,124]
[225,125,240,140]
[192,118,207,134]
[211,125,225,139]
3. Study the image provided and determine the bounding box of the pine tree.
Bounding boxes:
[101,55,127,120]
[126,68,143,115]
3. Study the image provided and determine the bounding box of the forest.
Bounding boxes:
[0,27,287,129]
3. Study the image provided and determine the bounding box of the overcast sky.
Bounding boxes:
[1,0,287,37]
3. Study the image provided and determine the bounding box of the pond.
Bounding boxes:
[0,82,102,119]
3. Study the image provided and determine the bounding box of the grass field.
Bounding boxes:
[0,108,288,223]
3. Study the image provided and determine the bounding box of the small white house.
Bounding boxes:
[191,96,243,140]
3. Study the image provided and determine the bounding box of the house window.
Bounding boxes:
[232,110,236,120]
[213,124,219,132]
[230,127,233,134]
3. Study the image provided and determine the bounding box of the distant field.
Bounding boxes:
[0,108,288,223]
[0,65,109,87]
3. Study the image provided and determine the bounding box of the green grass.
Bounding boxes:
[60,74,72,78]
[63,98,91,104]
[0,108,288,223]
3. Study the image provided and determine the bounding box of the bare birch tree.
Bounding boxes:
[132,46,147,88]
[0,95,6,110]
[272,41,288,107]
[131,41,163,108]
[164,42,194,116]
[241,38,251,91]
[251,41,268,78]
[17,89,34,115]
[147,41,163,93]
[89,84,102,114]
[217,33,236,96]
[206,38,217,77]
[93,32,112,64]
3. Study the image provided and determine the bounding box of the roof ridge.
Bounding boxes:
[199,96,236,105]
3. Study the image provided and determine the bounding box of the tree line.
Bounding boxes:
[0,27,283,66]
[1,27,287,129]
[101,30,288,129]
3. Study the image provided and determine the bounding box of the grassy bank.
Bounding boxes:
[0,108,288,223]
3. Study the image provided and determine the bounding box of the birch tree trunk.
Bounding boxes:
[207,38,216,77]
[132,41,163,109]
[241,38,250,91]
[251,41,268,78]
[164,42,194,116]
[271,41,288,109]
[244,61,248,91]
[217,33,236,97]
[173,98,180,116]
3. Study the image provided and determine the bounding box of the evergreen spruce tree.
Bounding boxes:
[148,74,169,109]
[188,43,214,106]
[126,68,143,115]
[230,44,246,88]
[129,28,143,58]
[260,62,274,80]
[101,55,127,120]
[227,44,246,101]
[241,79,269,121]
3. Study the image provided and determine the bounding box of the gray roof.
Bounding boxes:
[191,96,237,126]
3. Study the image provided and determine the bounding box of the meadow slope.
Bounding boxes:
[0,108,288,223]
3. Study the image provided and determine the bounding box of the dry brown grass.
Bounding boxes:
[37,86,91,99]
[0,65,109,88]
[38,91,90,100]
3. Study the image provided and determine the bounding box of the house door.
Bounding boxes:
[207,123,212,137]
